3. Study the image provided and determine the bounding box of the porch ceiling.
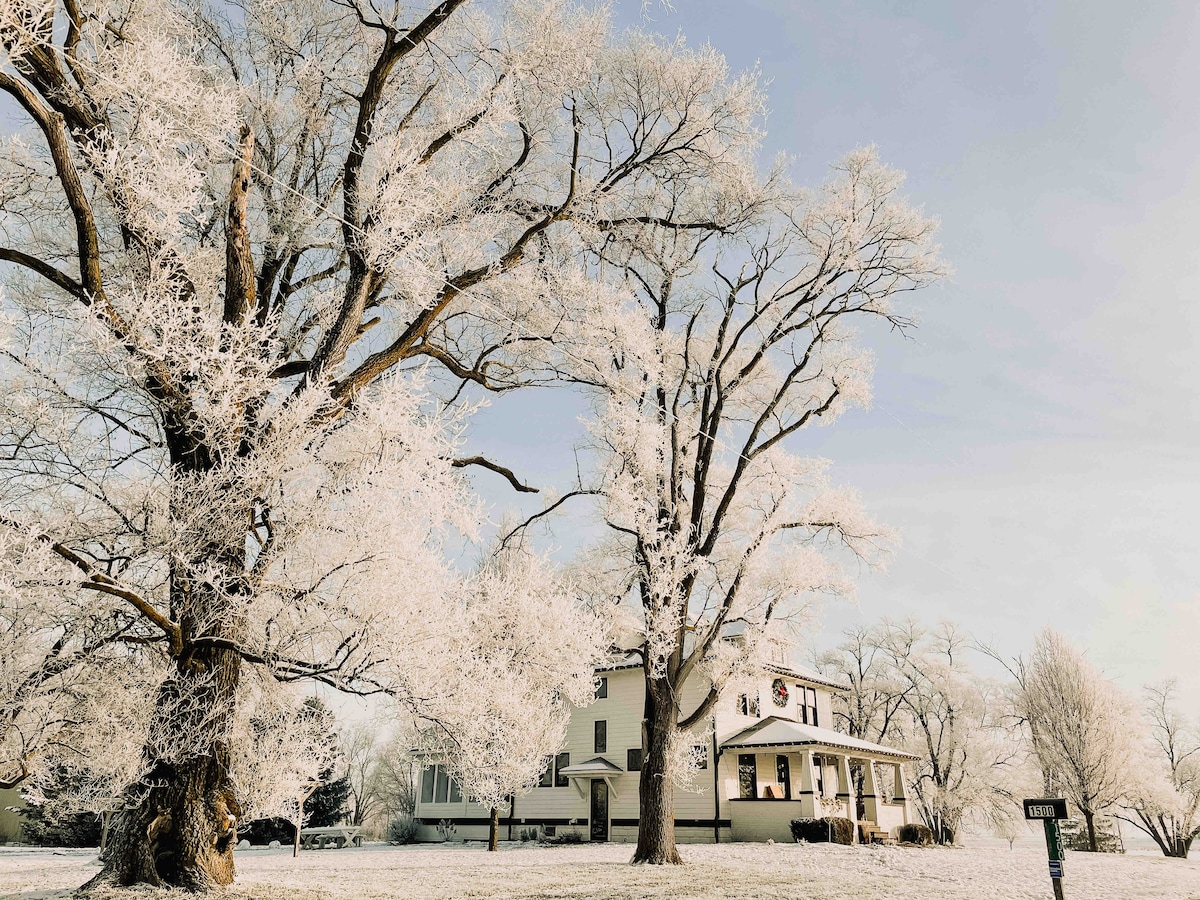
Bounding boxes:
[721,716,919,761]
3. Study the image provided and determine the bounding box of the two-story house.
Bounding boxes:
[413,657,917,844]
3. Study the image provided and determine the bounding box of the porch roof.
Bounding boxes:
[721,716,919,761]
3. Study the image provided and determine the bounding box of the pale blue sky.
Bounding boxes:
[467,0,1200,708]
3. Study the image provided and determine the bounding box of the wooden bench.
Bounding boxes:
[861,824,893,845]
[298,826,363,849]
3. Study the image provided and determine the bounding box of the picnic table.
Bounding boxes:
[298,826,363,849]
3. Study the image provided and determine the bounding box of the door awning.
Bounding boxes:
[556,757,625,799]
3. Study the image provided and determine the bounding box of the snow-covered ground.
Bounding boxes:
[2,840,1198,900]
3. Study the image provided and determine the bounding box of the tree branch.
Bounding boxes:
[451,456,538,493]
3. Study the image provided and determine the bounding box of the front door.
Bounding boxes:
[589,779,609,842]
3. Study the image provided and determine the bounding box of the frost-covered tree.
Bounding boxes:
[421,549,607,852]
[340,722,388,830]
[1009,629,1137,852]
[1119,681,1200,858]
[876,620,1020,845]
[514,149,944,863]
[815,624,909,746]
[0,0,731,887]
[234,690,342,856]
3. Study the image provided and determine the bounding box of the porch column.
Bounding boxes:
[835,754,854,834]
[860,760,879,824]
[797,750,817,818]
[896,763,912,824]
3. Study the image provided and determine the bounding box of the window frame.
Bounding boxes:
[420,765,436,804]
[554,751,570,787]
[594,676,608,699]
[738,753,758,799]
[627,747,643,772]
[776,755,791,800]
[594,719,607,753]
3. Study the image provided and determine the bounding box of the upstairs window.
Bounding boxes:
[595,676,608,700]
[554,751,570,787]
[538,758,553,787]
[594,719,607,753]
[692,744,708,770]
[798,686,818,726]
[736,692,760,717]
[627,748,643,772]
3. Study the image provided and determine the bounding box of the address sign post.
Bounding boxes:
[1024,798,1069,900]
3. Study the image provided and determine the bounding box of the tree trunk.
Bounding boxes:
[632,678,682,865]
[99,811,111,856]
[488,807,499,851]
[86,632,244,889]
[1084,810,1098,852]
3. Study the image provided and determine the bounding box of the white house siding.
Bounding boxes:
[412,662,910,844]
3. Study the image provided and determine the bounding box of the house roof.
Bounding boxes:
[721,717,919,761]
[557,757,625,776]
[594,655,851,693]
[764,663,851,693]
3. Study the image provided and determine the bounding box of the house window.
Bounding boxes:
[776,755,791,800]
[538,758,553,787]
[798,687,818,725]
[693,744,708,770]
[420,764,464,805]
[594,720,607,753]
[595,676,608,700]
[738,754,758,799]
[736,692,760,717]
[420,765,436,804]
[627,748,642,772]
[812,755,825,797]
[554,751,570,787]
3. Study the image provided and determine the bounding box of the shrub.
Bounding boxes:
[897,823,934,845]
[518,827,540,842]
[387,816,421,845]
[789,817,854,845]
[541,830,585,845]
[1061,818,1122,853]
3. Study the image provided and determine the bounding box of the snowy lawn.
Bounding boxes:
[2,841,1199,900]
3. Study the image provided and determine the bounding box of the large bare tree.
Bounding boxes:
[519,149,944,863]
[0,0,745,886]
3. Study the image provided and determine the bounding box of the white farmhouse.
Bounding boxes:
[413,658,917,844]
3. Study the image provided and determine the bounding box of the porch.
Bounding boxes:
[720,717,917,843]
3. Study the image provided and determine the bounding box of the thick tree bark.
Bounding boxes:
[488,807,500,851]
[87,635,243,889]
[632,678,682,864]
[86,419,248,889]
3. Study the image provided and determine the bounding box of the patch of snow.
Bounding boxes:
[1,841,1198,899]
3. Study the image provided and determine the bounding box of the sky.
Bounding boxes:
[465,0,1200,710]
